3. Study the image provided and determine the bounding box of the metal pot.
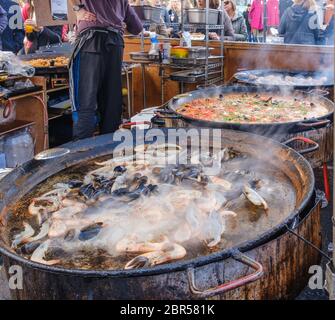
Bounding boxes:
[0,129,319,300]
[185,9,219,25]
[132,5,163,24]
[233,69,334,100]
[158,85,333,168]
[166,86,334,137]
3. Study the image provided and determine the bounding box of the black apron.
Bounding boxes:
[69,27,124,140]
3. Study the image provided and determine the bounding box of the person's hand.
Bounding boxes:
[167,27,173,36]
[76,8,96,22]
[23,36,33,54]
[24,19,42,32]
[209,32,220,40]
[325,4,334,10]
[67,31,77,44]
[143,30,150,37]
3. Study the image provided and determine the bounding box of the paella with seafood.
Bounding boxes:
[25,56,69,68]
[176,93,329,124]
[8,144,296,270]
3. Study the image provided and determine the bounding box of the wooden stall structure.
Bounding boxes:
[0,76,47,155]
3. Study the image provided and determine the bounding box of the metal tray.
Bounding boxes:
[170,55,224,66]
[130,52,159,62]
[3,85,43,98]
[170,69,222,83]
[18,53,70,74]
[133,5,163,23]
[18,52,71,61]
[187,47,214,59]
[186,9,219,25]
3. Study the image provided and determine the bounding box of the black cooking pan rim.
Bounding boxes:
[168,85,334,129]
[0,129,315,278]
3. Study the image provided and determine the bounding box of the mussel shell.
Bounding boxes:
[112,188,130,197]
[68,180,83,189]
[79,183,96,199]
[18,240,44,255]
[114,166,127,173]
[79,222,103,241]
[64,229,76,241]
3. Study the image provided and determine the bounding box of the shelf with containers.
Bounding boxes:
[170,0,226,87]
[128,0,226,105]
[0,75,48,169]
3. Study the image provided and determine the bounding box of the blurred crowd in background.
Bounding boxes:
[136,0,334,44]
[0,0,332,55]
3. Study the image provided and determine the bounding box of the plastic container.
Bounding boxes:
[170,46,189,58]
[3,128,34,168]
[162,43,171,63]
[187,46,214,59]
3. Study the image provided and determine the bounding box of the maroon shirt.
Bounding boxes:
[78,0,143,35]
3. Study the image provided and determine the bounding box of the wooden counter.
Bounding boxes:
[124,37,334,111]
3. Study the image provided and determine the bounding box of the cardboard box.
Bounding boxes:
[34,0,76,26]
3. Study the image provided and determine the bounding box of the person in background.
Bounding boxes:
[168,0,194,21]
[133,0,169,37]
[61,24,77,43]
[62,24,69,42]
[0,0,24,53]
[243,4,253,41]
[278,0,321,44]
[324,0,334,24]
[279,0,293,17]
[0,4,7,50]
[267,0,280,28]
[154,0,170,23]
[224,0,248,40]
[21,0,62,54]
[69,0,142,140]
[249,0,263,41]
[323,2,334,44]
[196,0,235,40]
[167,0,181,37]
[168,0,181,24]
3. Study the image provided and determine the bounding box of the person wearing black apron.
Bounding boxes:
[70,0,142,140]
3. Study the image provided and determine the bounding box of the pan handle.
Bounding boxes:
[187,251,264,298]
[172,93,193,101]
[154,110,182,120]
[283,136,319,155]
[196,84,218,90]
[159,94,191,109]
[297,118,331,130]
[119,121,152,130]
[307,89,329,97]
[3,101,13,119]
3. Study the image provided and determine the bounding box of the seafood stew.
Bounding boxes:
[7,144,297,271]
[236,72,330,87]
[176,93,329,124]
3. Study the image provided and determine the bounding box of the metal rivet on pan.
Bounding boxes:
[34,148,70,160]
